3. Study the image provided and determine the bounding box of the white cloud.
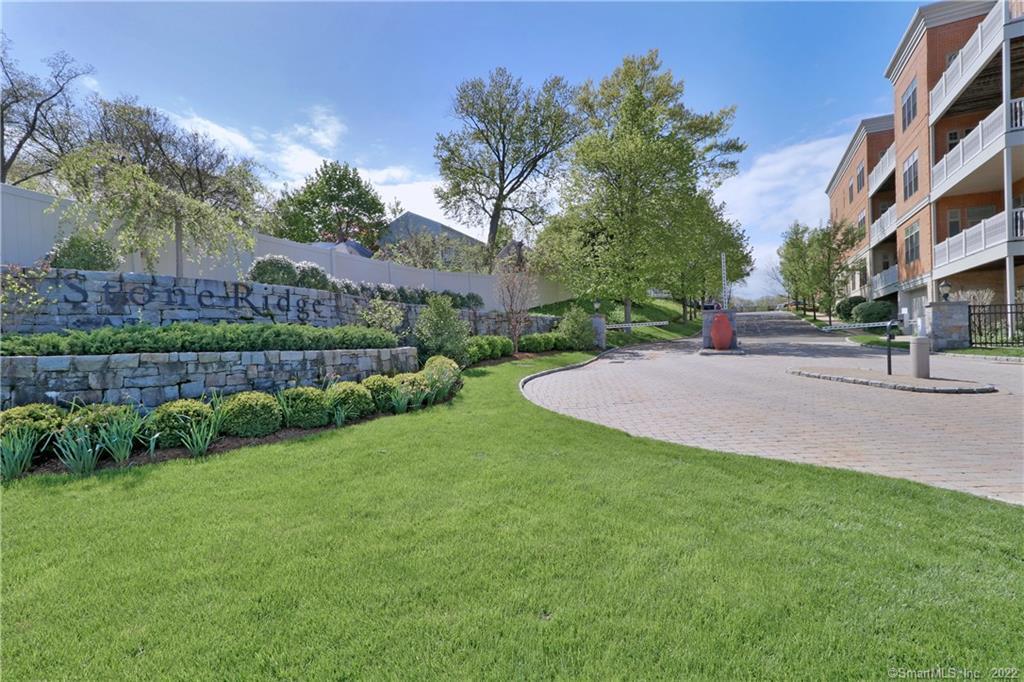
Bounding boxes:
[716,133,849,298]
[80,75,102,93]
[171,111,260,158]
[288,105,346,151]
[272,141,330,188]
[360,165,415,184]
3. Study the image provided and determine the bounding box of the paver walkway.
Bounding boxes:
[523,312,1024,505]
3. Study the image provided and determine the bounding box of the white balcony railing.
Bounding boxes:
[932,208,1024,269]
[929,2,1006,117]
[871,265,899,296]
[868,143,896,196]
[869,204,897,246]
[931,102,1015,188]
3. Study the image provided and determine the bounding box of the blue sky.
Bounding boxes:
[5,1,919,296]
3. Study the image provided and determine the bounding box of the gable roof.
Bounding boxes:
[884,1,994,83]
[382,211,486,247]
[825,115,895,197]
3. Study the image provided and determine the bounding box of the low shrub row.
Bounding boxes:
[467,335,514,365]
[852,300,894,324]
[248,254,485,309]
[835,295,867,322]
[0,356,462,480]
[0,321,397,357]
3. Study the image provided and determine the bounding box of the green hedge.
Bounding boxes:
[467,335,514,365]
[852,300,894,324]
[518,333,574,353]
[221,392,283,438]
[0,321,397,357]
[277,387,330,429]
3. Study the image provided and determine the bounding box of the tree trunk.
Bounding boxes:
[487,200,503,251]
[623,298,632,335]
[174,215,184,278]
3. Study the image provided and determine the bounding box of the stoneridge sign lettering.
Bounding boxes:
[62,273,329,322]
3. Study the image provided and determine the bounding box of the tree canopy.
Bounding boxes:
[434,67,584,253]
[273,161,389,247]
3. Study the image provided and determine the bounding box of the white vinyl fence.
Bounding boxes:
[0,184,570,311]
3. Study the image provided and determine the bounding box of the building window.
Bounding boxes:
[901,79,918,130]
[966,204,996,227]
[947,130,960,151]
[857,210,866,237]
[904,222,920,264]
[848,179,854,204]
[856,162,865,191]
[947,208,962,237]
[902,151,919,200]
[946,51,958,67]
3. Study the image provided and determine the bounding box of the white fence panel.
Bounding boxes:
[0,185,73,266]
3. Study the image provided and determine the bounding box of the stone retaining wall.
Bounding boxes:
[1,346,418,409]
[0,268,559,338]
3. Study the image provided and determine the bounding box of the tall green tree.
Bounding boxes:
[56,99,265,276]
[434,67,583,253]
[274,161,389,247]
[776,222,813,312]
[807,219,861,324]
[536,51,746,328]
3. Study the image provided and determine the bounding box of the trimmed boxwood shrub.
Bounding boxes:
[0,321,397,356]
[518,332,572,353]
[362,375,399,412]
[248,255,298,286]
[852,300,894,324]
[836,295,867,322]
[556,306,596,350]
[277,387,330,429]
[325,382,374,419]
[221,391,283,438]
[467,335,514,365]
[65,404,136,435]
[146,399,213,449]
[47,230,121,271]
[0,403,66,453]
[395,372,430,394]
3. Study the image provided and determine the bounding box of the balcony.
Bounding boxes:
[871,264,899,298]
[932,208,1024,276]
[869,204,897,246]
[929,1,1024,123]
[930,100,1024,198]
[868,144,895,196]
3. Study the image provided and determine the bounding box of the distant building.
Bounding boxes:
[381,211,485,248]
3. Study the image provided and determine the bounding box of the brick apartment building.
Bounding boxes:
[826,0,1024,329]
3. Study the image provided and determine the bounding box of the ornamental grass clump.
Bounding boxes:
[53,424,99,475]
[362,375,399,413]
[1,425,40,481]
[388,387,413,415]
[94,409,143,464]
[145,399,214,449]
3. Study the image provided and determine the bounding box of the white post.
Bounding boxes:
[1004,40,1014,242]
[720,252,728,309]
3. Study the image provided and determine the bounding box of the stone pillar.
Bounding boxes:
[591,314,607,350]
[701,309,738,349]
[926,301,970,351]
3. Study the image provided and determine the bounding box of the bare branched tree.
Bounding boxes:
[496,257,535,352]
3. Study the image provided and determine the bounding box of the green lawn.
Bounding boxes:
[532,298,701,346]
[3,355,1021,678]
[849,334,911,350]
[941,346,1024,358]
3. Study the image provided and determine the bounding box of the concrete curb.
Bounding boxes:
[938,352,1024,364]
[844,337,910,353]
[787,368,997,394]
[517,347,620,397]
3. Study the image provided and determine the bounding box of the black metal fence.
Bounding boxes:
[969,304,1024,347]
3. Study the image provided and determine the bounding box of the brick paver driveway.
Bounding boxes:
[523,312,1024,505]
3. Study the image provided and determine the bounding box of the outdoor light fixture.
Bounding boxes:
[593,299,601,312]
[939,279,952,301]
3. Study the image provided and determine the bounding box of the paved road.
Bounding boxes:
[523,312,1024,505]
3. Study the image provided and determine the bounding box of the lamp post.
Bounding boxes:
[938,279,952,301]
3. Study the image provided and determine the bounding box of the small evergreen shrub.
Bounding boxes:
[395,372,430,394]
[325,382,374,419]
[276,387,330,429]
[221,391,283,438]
[414,295,470,366]
[65,404,136,435]
[0,403,66,453]
[0,321,397,356]
[836,295,867,322]
[248,255,298,286]
[518,332,571,353]
[48,230,120,271]
[556,306,596,350]
[362,375,399,412]
[294,261,331,291]
[359,297,405,333]
[852,300,894,324]
[466,335,514,365]
[145,399,214,448]
[422,355,462,401]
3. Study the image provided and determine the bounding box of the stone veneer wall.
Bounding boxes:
[1,347,418,409]
[0,269,559,337]
[926,301,970,351]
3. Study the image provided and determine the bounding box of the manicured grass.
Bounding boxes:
[532,297,701,345]
[2,355,1021,678]
[850,334,911,350]
[941,346,1024,358]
